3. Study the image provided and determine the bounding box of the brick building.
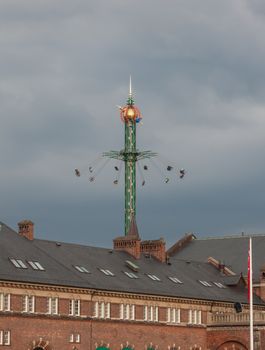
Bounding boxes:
[1,220,265,350]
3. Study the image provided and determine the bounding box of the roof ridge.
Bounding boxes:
[197,233,265,240]
[34,238,110,250]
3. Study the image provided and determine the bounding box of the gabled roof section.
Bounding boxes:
[169,234,265,282]
[223,275,245,286]
[167,233,196,257]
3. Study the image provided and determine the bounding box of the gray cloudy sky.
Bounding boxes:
[1,0,265,248]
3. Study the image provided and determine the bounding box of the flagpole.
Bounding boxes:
[249,237,254,350]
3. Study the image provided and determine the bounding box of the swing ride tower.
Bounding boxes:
[75,79,185,236]
[123,86,137,235]
[103,79,157,235]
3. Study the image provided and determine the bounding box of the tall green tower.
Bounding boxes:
[103,78,157,235]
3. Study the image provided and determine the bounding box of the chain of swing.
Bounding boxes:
[74,155,186,186]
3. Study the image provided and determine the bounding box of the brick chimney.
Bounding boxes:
[256,264,265,301]
[140,238,166,263]
[113,216,141,259]
[18,220,34,240]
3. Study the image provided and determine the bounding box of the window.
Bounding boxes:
[198,280,212,287]
[69,333,80,343]
[74,265,90,273]
[125,260,139,272]
[213,282,226,288]
[27,261,45,271]
[168,277,183,284]
[47,297,58,315]
[120,304,135,320]
[94,301,110,319]
[22,295,35,313]
[0,330,11,346]
[99,269,115,276]
[124,271,139,279]
[143,306,158,322]
[167,308,181,324]
[69,299,80,316]
[188,310,202,325]
[147,274,160,281]
[9,258,27,269]
[0,294,10,311]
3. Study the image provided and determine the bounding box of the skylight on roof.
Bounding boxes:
[124,271,139,279]
[99,268,115,276]
[28,261,45,271]
[147,274,160,281]
[74,265,90,273]
[199,280,212,287]
[213,282,226,288]
[9,258,27,269]
[168,276,183,284]
[125,260,139,272]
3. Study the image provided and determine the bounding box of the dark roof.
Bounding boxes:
[0,222,264,305]
[169,234,265,282]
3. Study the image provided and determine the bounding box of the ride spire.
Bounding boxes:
[103,78,156,235]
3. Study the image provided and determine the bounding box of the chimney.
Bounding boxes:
[18,220,34,240]
[113,216,141,259]
[140,238,166,263]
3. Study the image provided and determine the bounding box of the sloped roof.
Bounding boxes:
[168,234,265,282]
[0,222,263,305]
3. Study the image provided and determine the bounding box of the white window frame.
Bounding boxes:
[94,301,99,318]
[168,277,183,284]
[3,331,10,346]
[47,297,58,315]
[197,310,202,324]
[10,258,27,269]
[147,274,160,281]
[213,282,226,288]
[0,294,10,311]
[188,310,201,325]
[0,331,3,345]
[28,261,45,271]
[99,269,115,276]
[120,304,135,320]
[4,294,10,311]
[22,295,35,313]
[124,271,138,279]
[69,299,80,316]
[199,280,212,287]
[95,301,110,319]
[167,308,180,324]
[74,265,89,273]
[144,305,158,322]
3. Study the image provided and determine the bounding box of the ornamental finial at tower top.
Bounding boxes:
[129,75,132,97]
[120,77,142,124]
[127,75,134,106]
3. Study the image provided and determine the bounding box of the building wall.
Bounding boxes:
[0,314,207,350]
[206,327,265,350]
[1,284,265,350]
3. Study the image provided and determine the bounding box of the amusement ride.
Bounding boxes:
[75,78,186,235]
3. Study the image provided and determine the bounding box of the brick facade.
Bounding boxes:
[1,284,265,350]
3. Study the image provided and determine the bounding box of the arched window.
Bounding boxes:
[95,341,110,350]
[217,341,247,350]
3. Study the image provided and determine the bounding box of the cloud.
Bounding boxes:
[1,0,265,246]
